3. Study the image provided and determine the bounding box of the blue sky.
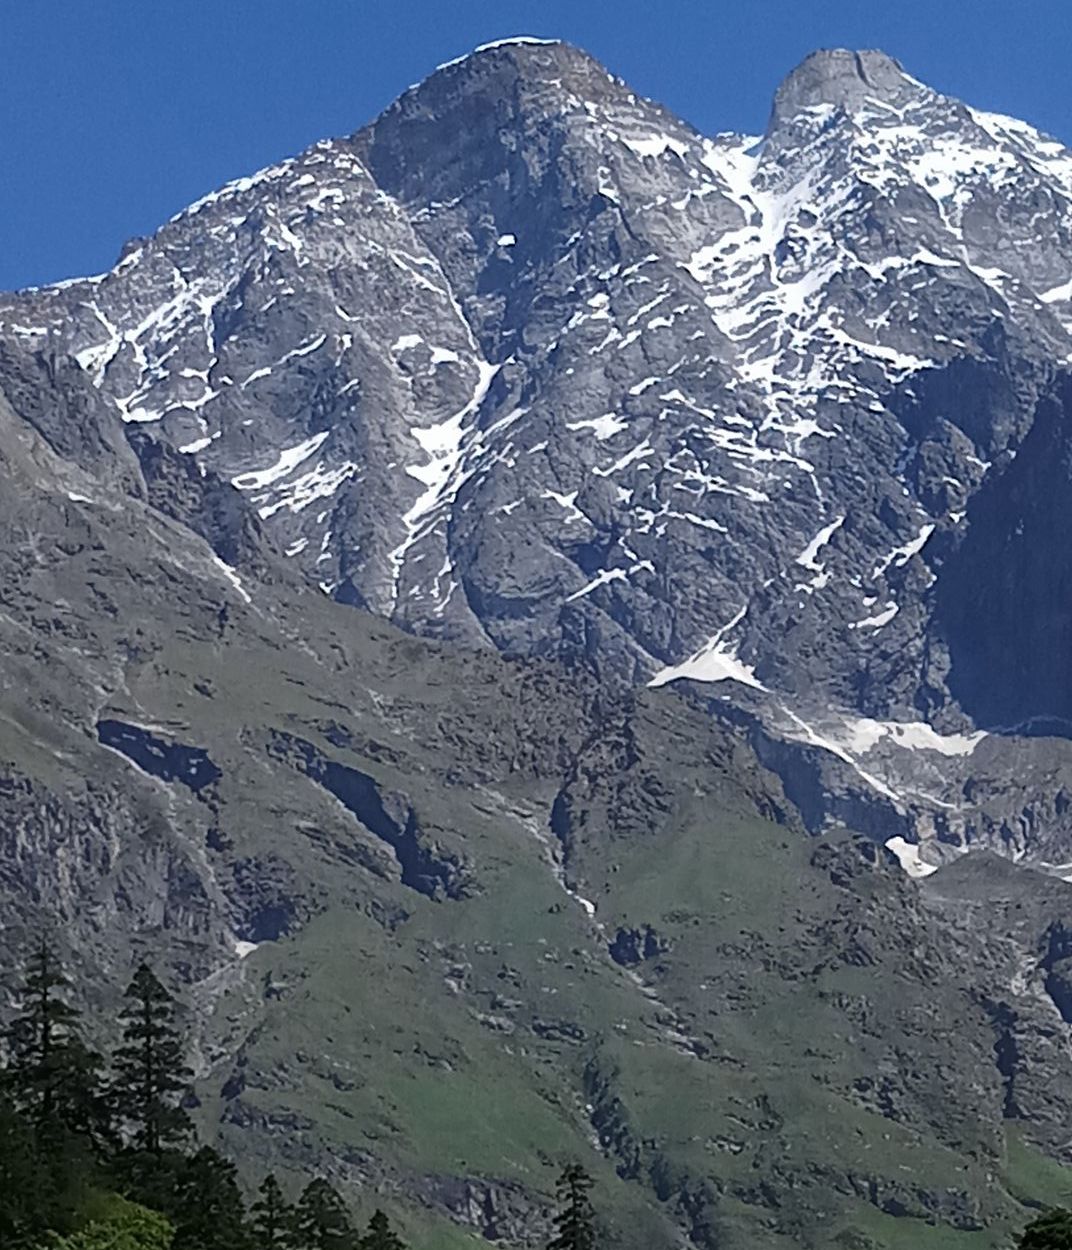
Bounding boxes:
[3,0,1072,290]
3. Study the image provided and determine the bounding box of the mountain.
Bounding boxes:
[7,40,1072,874]
[5,38,1072,1249]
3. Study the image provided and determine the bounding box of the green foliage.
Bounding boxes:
[0,944,114,1244]
[547,1164,597,1250]
[1020,1207,1072,1249]
[0,946,262,1250]
[0,1092,50,1247]
[295,1178,355,1250]
[359,1210,406,1250]
[169,1147,250,1250]
[112,1147,188,1220]
[45,1199,174,1250]
[252,1173,295,1250]
[5,938,109,1145]
[111,964,192,1156]
[12,938,1072,1250]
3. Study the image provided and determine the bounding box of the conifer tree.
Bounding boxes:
[1019,1206,1072,1249]
[4,938,106,1142]
[111,963,192,1155]
[295,1178,355,1250]
[360,1209,406,1250]
[170,1146,250,1250]
[0,1079,103,1244]
[547,1163,597,1250]
[0,1092,48,1246]
[253,1173,295,1250]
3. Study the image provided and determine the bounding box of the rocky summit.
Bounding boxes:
[5,39,1072,1249]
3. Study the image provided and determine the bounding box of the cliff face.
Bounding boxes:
[8,42,1072,867]
[933,374,1072,730]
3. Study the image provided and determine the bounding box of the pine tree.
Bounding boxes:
[1020,1207,1072,1249]
[359,1209,405,1250]
[0,1092,47,1246]
[170,1146,250,1250]
[111,963,192,1155]
[547,1163,597,1250]
[253,1173,294,1250]
[4,938,106,1141]
[0,1079,104,1244]
[295,1178,355,1250]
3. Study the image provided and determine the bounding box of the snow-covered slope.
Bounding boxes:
[7,41,1072,867]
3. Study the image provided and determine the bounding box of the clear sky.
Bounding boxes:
[3,0,1071,291]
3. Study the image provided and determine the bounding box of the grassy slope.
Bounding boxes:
[1,403,1068,1249]
[198,711,1061,1248]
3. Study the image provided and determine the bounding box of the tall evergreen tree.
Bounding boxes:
[359,1209,405,1250]
[0,1082,102,1245]
[252,1173,294,1250]
[170,1146,250,1250]
[111,963,192,1155]
[1020,1207,1072,1249]
[0,1093,47,1247]
[547,1163,597,1250]
[295,1178,354,1250]
[4,938,106,1141]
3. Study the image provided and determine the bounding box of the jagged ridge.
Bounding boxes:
[5,45,1072,865]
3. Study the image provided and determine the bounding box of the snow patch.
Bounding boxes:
[649,605,762,690]
[621,133,689,161]
[566,412,627,441]
[258,461,359,519]
[566,568,628,602]
[795,515,844,591]
[849,603,899,630]
[239,335,326,388]
[873,523,936,579]
[840,718,986,757]
[211,556,252,604]
[780,708,902,806]
[232,432,330,492]
[389,359,501,602]
[885,837,939,878]
[178,432,219,454]
[435,37,559,72]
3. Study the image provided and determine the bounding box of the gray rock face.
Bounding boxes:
[769,49,921,125]
[6,40,1072,863]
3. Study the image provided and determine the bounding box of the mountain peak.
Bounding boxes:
[770,47,924,128]
[358,35,635,200]
[417,34,610,92]
[434,35,567,72]
[379,35,618,130]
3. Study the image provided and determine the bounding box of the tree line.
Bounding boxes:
[0,940,410,1249]
[0,940,598,1250]
[7,938,1070,1248]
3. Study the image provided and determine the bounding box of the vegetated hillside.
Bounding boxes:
[3,327,1072,1249]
